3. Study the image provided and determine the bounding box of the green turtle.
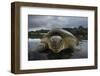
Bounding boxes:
[40,28,79,53]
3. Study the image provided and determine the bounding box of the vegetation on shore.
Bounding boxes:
[28,26,88,40]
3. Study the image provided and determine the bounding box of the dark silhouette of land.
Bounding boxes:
[28,26,88,40]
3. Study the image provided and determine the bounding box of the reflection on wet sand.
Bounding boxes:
[28,39,88,60]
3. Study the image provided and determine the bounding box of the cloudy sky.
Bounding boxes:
[28,15,88,31]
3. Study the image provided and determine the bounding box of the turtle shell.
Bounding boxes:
[41,28,79,53]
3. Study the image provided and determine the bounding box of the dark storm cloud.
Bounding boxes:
[28,15,88,31]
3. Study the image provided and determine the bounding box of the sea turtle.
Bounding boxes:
[40,28,79,53]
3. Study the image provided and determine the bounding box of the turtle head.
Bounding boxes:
[48,35,63,53]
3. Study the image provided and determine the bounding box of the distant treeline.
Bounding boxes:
[28,26,88,40]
